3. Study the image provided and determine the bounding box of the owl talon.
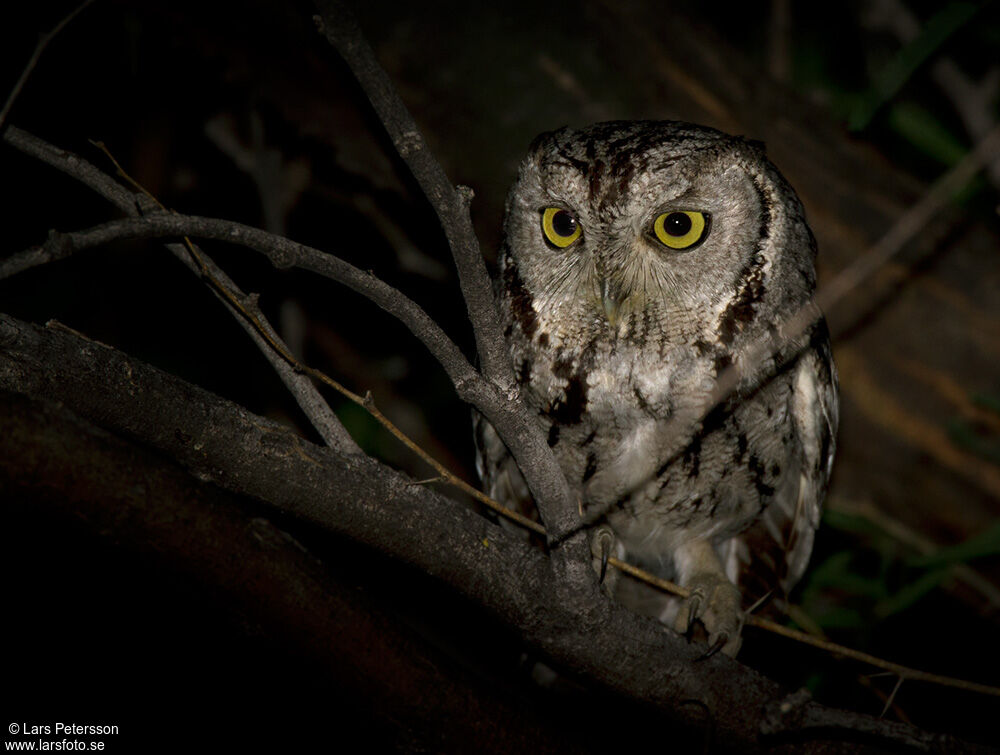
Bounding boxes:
[696,634,728,661]
[590,525,616,587]
[677,592,702,636]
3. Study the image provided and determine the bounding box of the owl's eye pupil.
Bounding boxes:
[663,212,692,237]
[551,210,577,237]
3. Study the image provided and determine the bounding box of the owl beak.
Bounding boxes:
[601,276,625,327]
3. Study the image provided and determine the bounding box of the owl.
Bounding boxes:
[474,121,838,656]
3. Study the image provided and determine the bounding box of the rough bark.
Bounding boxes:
[3,313,990,753]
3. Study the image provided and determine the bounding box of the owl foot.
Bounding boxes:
[673,572,744,658]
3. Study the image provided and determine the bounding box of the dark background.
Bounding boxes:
[2,0,999,751]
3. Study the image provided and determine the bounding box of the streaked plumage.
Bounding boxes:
[476,121,838,655]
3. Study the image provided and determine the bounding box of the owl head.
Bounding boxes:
[500,121,817,355]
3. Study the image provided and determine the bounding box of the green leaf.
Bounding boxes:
[908,520,1000,567]
[947,418,1000,464]
[848,2,983,131]
[874,568,948,617]
[886,101,967,165]
[973,393,1000,414]
[811,606,868,630]
[804,551,889,599]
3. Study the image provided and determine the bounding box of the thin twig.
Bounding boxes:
[748,615,1000,698]
[881,676,905,719]
[608,556,1000,699]
[0,0,96,130]
[88,139,359,451]
[2,127,357,454]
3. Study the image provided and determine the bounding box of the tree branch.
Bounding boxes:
[309,0,583,542]
[1,312,989,754]
[1,126,359,454]
[0,391,596,753]
[0,130,578,541]
[2,209,570,532]
[310,0,509,388]
[0,0,96,130]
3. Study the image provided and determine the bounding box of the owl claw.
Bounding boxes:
[677,592,702,635]
[696,634,728,661]
[590,525,616,586]
[673,573,744,657]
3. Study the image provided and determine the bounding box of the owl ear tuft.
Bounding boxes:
[742,137,768,156]
[527,127,570,156]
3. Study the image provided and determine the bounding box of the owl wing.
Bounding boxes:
[723,331,839,600]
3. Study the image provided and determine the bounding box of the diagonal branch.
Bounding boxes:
[710,119,1000,442]
[1,127,358,454]
[0,0,96,130]
[3,125,581,543]
[3,312,990,754]
[310,0,511,390]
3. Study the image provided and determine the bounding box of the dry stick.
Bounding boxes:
[0,127,357,454]
[0,0,97,130]
[311,0,580,542]
[609,557,1000,698]
[881,676,905,719]
[87,139,360,455]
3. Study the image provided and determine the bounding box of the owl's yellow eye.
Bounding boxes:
[541,207,582,248]
[652,211,709,250]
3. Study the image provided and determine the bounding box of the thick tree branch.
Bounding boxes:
[1,312,989,754]
[0,392,562,752]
